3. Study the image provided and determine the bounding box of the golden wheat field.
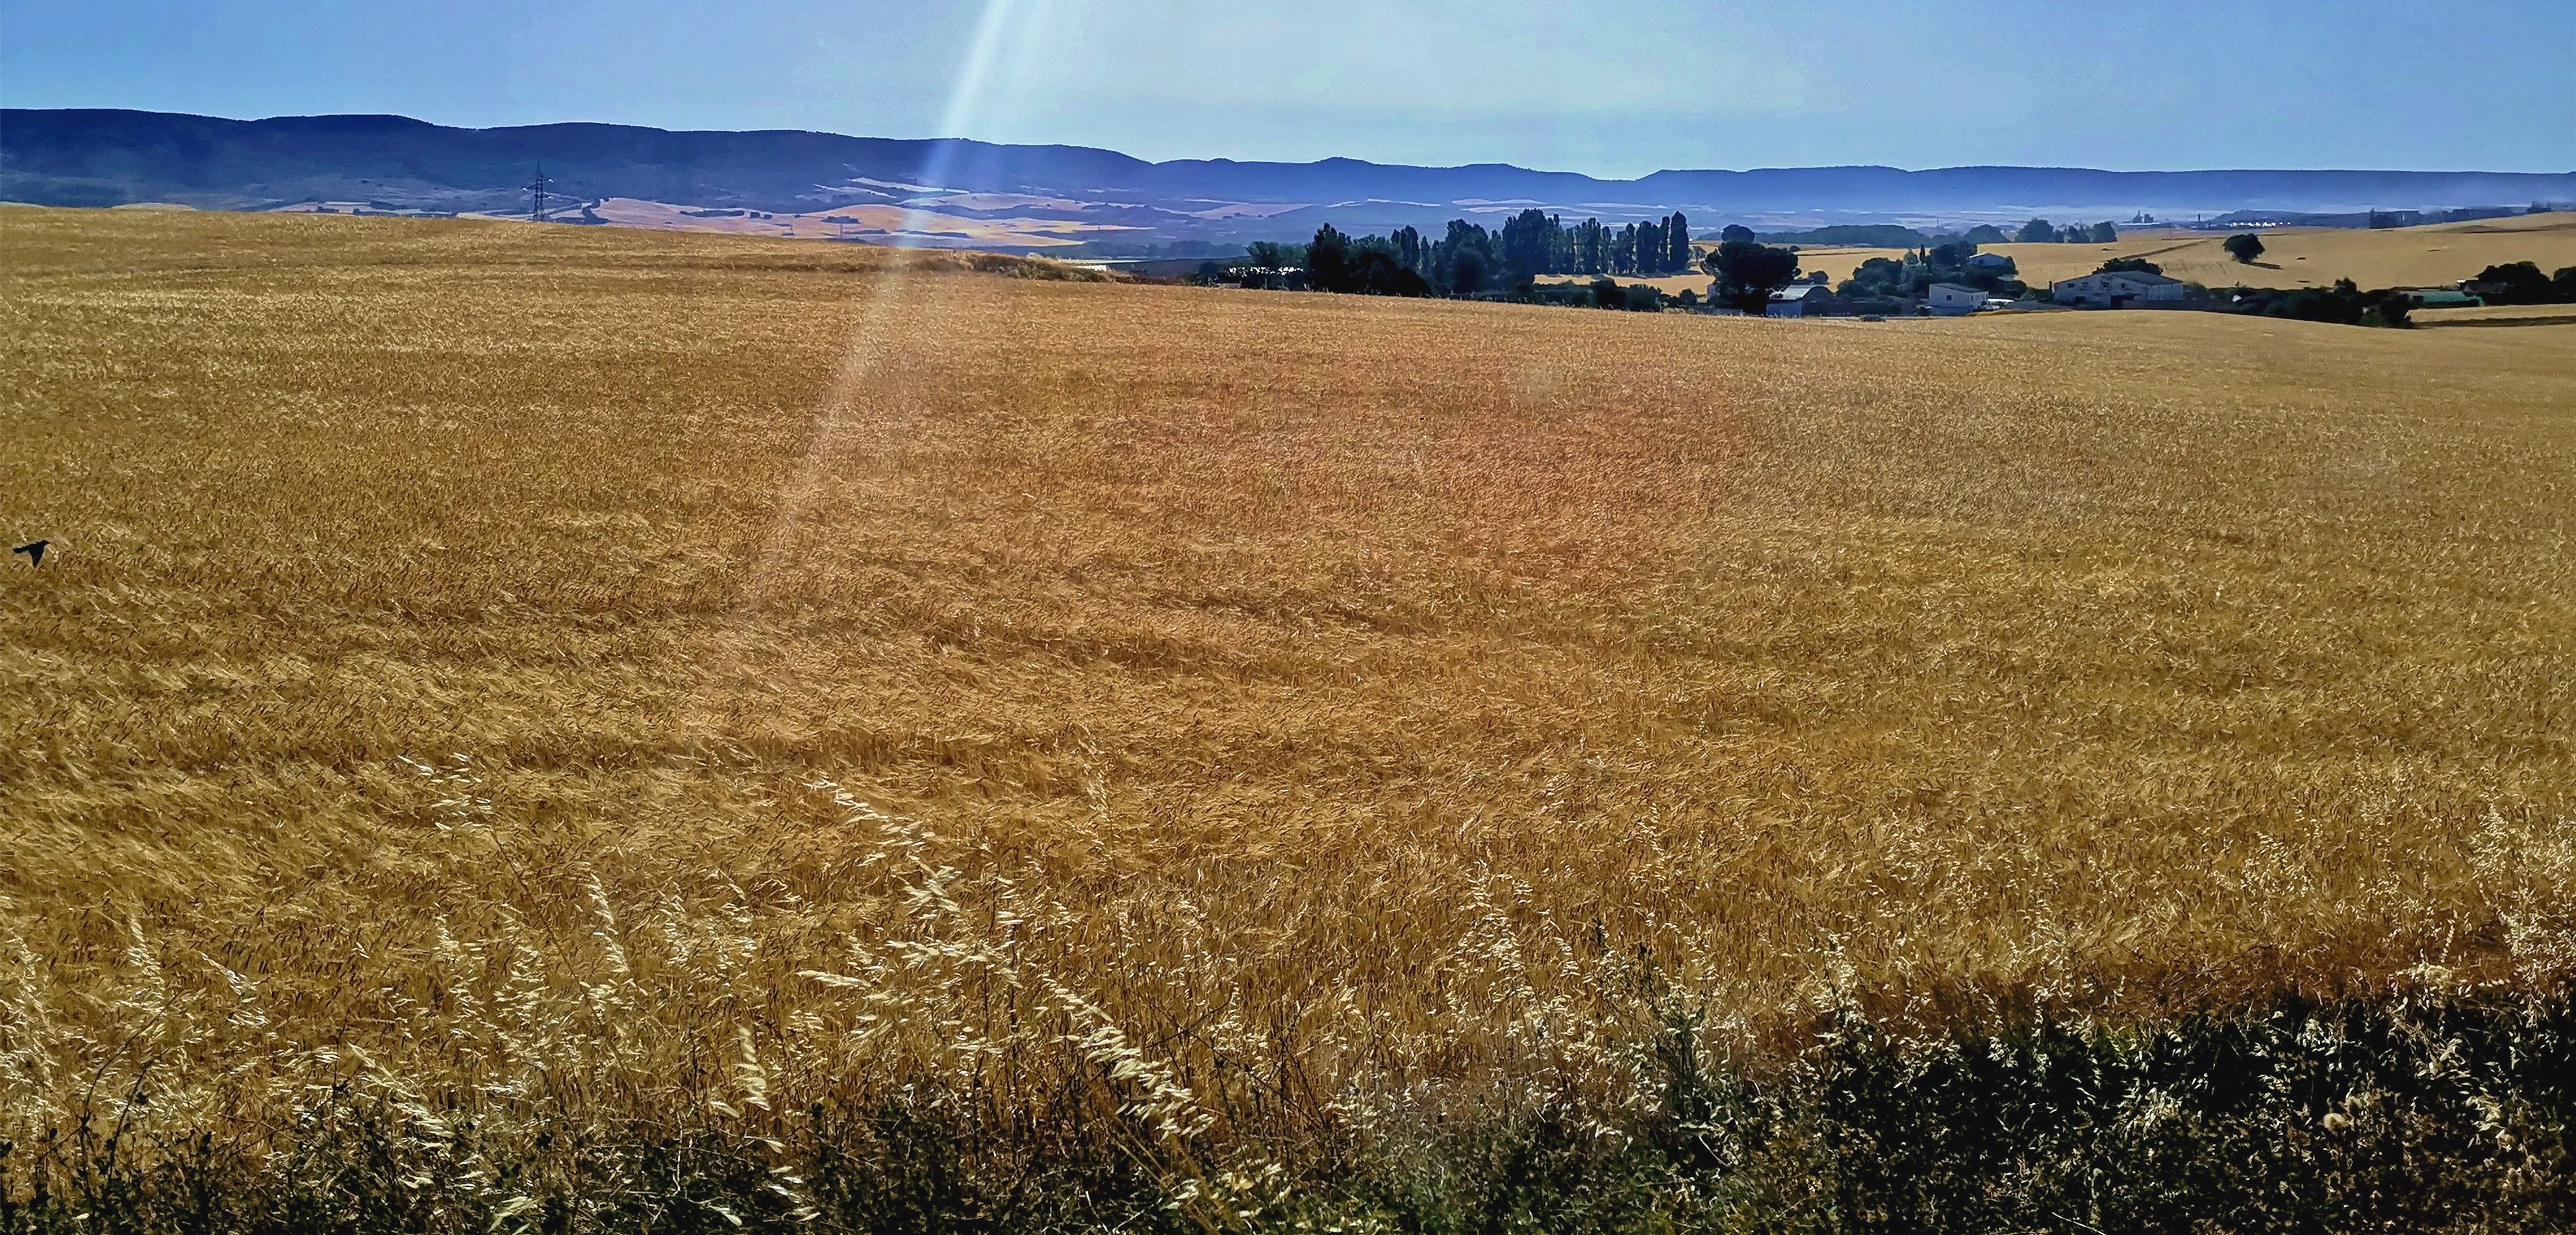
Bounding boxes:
[5,205,2576,1167]
[2416,301,2576,327]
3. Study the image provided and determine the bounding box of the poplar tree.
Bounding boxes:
[1576,219,1606,274]
[1392,225,1425,274]
[1499,208,1558,285]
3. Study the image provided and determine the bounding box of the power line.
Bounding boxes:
[527,168,552,223]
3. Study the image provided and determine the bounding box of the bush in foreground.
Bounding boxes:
[7,986,2568,1234]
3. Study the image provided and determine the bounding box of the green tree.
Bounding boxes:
[1838,255,1912,298]
[1573,218,1607,274]
[2016,218,2058,243]
[1308,225,1355,292]
[1720,223,1756,244]
[1391,225,1425,274]
[2224,233,2266,264]
[1499,209,1559,286]
[2260,281,2363,323]
[2099,257,2162,275]
[1668,212,1692,273]
[1345,239,1434,297]
[1449,247,1488,295]
[1244,240,1296,269]
[1432,219,1495,293]
[2471,261,2553,303]
[1703,240,1801,313]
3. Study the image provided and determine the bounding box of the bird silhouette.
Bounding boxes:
[12,540,47,568]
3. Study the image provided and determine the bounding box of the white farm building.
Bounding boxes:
[2051,270,2186,308]
[1925,283,1988,316]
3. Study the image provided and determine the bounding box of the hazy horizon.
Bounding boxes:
[5,1,2571,179]
[18,105,2576,182]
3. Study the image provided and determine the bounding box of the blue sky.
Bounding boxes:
[5,0,2570,177]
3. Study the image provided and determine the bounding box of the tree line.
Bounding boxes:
[1503,210,1697,278]
[2466,261,2576,304]
[2016,219,2121,244]
[1217,209,1699,298]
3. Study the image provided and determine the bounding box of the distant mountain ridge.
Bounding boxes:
[7,108,2571,248]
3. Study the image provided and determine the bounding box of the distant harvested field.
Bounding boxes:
[579,196,1132,248]
[1778,215,2576,293]
[7,208,2576,1226]
[1994,213,2576,290]
[265,195,1136,249]
[1768,243,1905,284]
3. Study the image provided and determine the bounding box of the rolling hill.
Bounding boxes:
[6,108,2572,250]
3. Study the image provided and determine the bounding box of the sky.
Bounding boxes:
[4,0,2571,178]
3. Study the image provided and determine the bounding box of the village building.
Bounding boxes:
[2051,270,2186,308]
[1965,252,2015,271]
[1776,284,1860,317]
[1767,284,1831,317]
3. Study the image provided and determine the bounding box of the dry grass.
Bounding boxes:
[5,206,2576,1217]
